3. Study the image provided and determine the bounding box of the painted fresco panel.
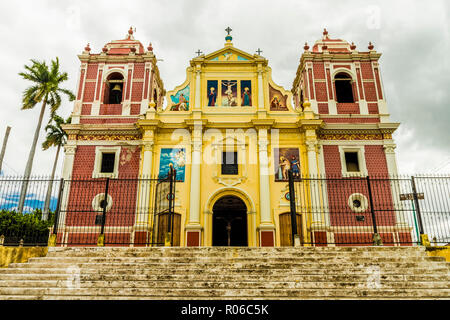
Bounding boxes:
[158,148,186,182]
[274,148,300,181]
[207,80,218,106]
[240,80,252,106]
[221,80,238,106]
[269,85,288,111]
[170,85,189,111]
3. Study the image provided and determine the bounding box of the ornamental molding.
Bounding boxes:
[318,133,383,141]
[143,142,154,152]
[78,134,141,141]
[383,144,396,154]
[213,176,248,188]
[64,145,77,155]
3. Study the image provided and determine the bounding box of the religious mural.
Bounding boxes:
[274,148,300,181]
[170,85,189,111]
[240,80,252,106]
[221,80,238,106]
[269,85,288,111]
[207,80,218,106]
[158,148,186,182]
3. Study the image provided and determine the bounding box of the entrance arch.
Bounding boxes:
[212,195,248,246]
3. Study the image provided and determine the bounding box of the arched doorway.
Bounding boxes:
[212,195,248,246]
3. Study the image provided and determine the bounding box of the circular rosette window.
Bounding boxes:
[347,193,368,213]
[92,193,113,212]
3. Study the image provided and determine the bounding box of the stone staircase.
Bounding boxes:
[0,246,449,300]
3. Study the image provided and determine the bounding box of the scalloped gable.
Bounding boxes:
[204,46,256,62]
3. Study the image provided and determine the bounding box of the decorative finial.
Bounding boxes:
[256,48,263,55]
[127,26,135,40]
[102,46,108,53]
[304,42,310,51]
[225,26,233,42]
[323,28,328,36]
[147,42,153,52]
[350,42,357,50]
[84,43,91,52]
[368,42,374,50]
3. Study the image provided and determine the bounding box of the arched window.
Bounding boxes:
[334,72,354,103]
[103,72,124,104]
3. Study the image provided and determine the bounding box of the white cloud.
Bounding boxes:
[0,0,448,175]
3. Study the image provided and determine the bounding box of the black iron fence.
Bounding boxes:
[0,168,177,247]
[0,173,449,247]
[289,174,450,246]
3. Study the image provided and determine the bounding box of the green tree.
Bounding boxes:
[17,58,75,213]
[41,115,71,220]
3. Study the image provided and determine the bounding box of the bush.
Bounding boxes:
[0,209,54,246]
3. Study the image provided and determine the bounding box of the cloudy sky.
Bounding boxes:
[0,0,449,176]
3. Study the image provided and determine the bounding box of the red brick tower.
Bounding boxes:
[291,30,402,245]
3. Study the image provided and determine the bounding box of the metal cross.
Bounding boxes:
[195,49,202,56]
[256,48,263,55]
[225,27,232,35]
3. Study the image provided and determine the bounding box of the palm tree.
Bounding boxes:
[41,115,71,221]
[17,58,75,213]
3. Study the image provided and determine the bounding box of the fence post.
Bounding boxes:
[288,169,300,247]
[48,178,64,247]
[366,176,382,246]
[411,176,430,246]
[97,178,110,247]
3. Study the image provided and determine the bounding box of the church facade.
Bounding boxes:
[60,28,402,247]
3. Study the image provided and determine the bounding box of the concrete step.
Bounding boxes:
[8,261,449,270]
[46,247,427,257]
[1,246,447,300]
[1,267,448,276]
[28,256,445,264]
[0,279,448,290]
[0,287,448,299]
[1,273,449,283]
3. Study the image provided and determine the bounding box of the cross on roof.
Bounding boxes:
[256,48,263,55]
[225,27,232,35]
[196,49,203,56]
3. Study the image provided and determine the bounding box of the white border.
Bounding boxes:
[92,146,121,178]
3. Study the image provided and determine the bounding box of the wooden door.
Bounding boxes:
[156,212,181,246]
[279,213,303,246]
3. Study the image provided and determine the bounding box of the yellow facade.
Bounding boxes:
[136,38,321,247]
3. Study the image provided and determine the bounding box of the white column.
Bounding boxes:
[62,145,77,180]
[141,142,154,177]
[195,66,201,109]
[136,142,154,228]
[257,68,264,109]
[384,143,399,176]
[306,140,324,229]
[384,142,407,229]
[59,144,77,243]
[258,128,272,224]
[188,123,202,225]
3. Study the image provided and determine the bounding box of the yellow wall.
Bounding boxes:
[426,246,450,262]
[0,247,48,268]
[139,40,316,247]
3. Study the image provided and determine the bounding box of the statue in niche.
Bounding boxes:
[208,87,217,106]
[241,87,251,106]
[290,155,300,178]
[222,80,237,106]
